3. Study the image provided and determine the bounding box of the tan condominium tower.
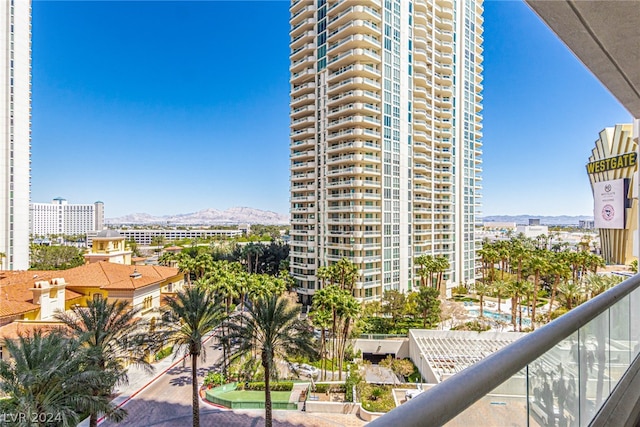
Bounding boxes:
[0,0,31,270]
[289,0,483,304]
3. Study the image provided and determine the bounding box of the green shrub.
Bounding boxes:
[452,285,468,295]
[155,346,173,361]
[451,320,491,332]
[240,381,293,391]
[345,365,362,402]
[204,371,225,387]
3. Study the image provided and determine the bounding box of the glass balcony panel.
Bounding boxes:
[630,287,640,360]
[609,294,630,389]
[446,369,528,426]
[527,332,579,427]
[579,310,610,424]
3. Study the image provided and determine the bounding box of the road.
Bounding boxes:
[100,334,366,427]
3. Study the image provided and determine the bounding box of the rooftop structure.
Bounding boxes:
[409,330,525,383]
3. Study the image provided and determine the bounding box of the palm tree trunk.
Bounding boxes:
[89,413,98,427]
[548,277,559,321]
[532,276,539,331]
[192,353,200,427]
[263,354,272,427]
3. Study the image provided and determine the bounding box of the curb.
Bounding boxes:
[95,332,218,425]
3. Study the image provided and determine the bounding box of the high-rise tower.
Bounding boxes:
[0,0,31,270]
[289,0,483,303]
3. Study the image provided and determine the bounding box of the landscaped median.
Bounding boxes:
[204,382,299,410]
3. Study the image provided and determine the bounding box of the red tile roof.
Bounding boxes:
[0,271,82,318]
[0,262,179,319]
[0,321,68,340]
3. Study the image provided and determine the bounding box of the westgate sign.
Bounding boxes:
[586,152,637,174]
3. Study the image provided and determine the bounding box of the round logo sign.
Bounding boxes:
[605,184,612,192]
[602,204,615,221]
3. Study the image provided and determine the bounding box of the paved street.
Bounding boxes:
[97,333,366,427]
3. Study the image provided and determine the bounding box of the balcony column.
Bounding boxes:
[635,119,640,261]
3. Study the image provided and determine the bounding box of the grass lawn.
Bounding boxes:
[217,390,292,403]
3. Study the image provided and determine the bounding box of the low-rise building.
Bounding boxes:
[0,262,184,361]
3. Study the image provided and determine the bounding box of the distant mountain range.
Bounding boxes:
[482,215,594,225]
[107,210,593,227]
[106,207,289,226]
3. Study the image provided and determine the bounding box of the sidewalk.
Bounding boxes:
[78,332,217,427]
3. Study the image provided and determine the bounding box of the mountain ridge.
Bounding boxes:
[483,215,594,225]
[106,207,289,225]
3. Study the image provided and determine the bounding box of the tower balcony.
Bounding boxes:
[290,115,315,130]
[291,42,315,61]
[290,92,315,109]
[328,101,381,118]
[290,18,315,38]
[290,81,316,98]
[290,55,315,73]
[328,63,381,83]
[327,139,381,153]
[291,68,316,85]
[290,104,315,119]
[327,115,381,132]
[290,30,315,50]
[328,19,381,42]
[328,89,381,107]
[290,5,314,27]
[328,33,380,56]
[328,76,381,96]
[328,5,382,29]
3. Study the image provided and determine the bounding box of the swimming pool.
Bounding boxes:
[468,309,531,326]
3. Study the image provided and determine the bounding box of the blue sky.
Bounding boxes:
[31,1,632,218]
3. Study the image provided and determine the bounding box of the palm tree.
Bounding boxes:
[417,285,440,327]
[226,295,316,427]
[474,281,490,318]
[0,331,124,427]
[162,286,225,427]
[311,308,332,380]
[414,254,430,287]
[547,255,571,321]
[55,298,151,427]
[336,294,360,380]
[434,256,449,294]
[526,253,548,330]
[492,279,508,313]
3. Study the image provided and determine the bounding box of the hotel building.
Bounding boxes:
[0,0,31,270]
[30,198,105,237]
[289,0,483,303]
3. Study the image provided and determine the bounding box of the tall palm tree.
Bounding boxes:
[336,294,360,380]
[55,298,150,427]
[311,308,332,381]
[526,253,548,330]
[434,256,449,294]
[162,286,225,427]
[474,281,490,318]
[0,331,124,427]
[226,295,316,427]
[547,255,571,321]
